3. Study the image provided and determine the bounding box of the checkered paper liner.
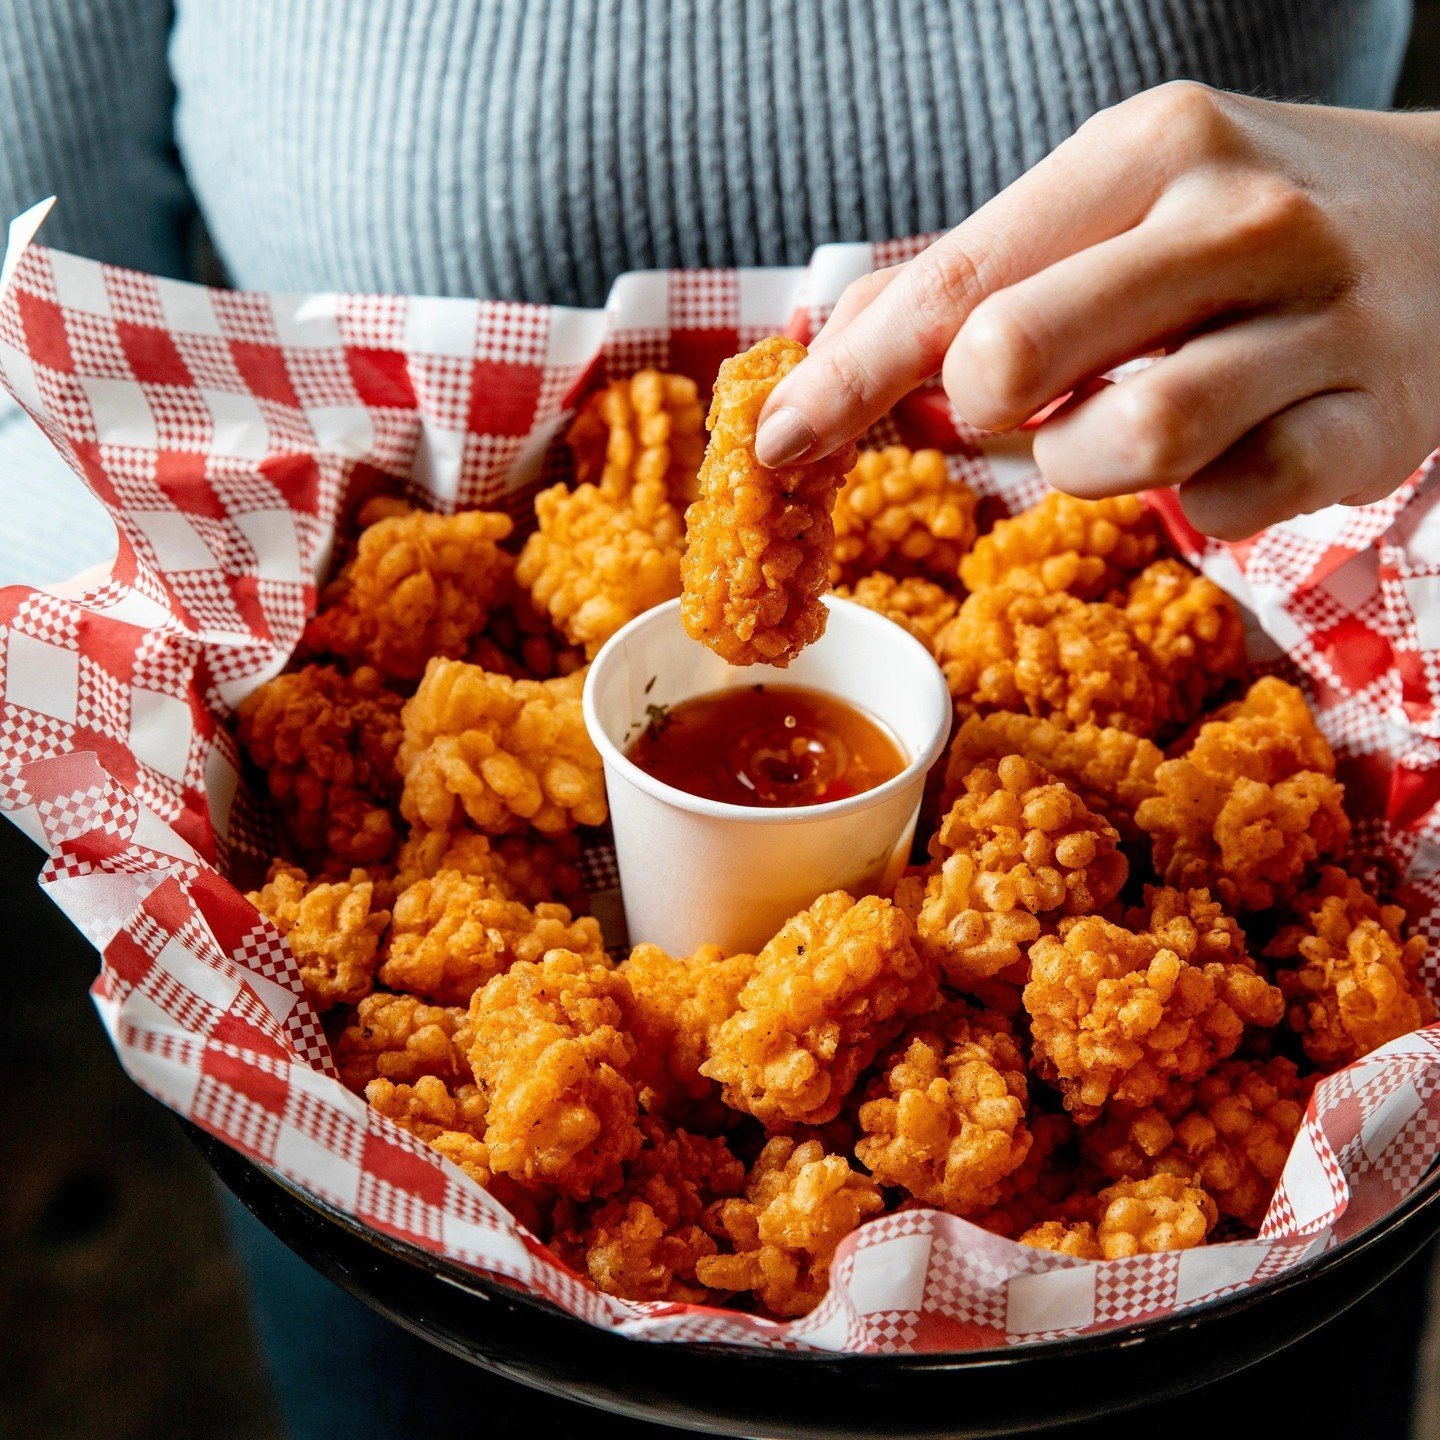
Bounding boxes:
[4,197,1440,1353]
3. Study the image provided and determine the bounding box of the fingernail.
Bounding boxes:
[755,407,817,467]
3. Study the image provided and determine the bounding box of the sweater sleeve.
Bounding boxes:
[0,0,195,278]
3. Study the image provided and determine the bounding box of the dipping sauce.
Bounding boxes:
[626,684,907,808]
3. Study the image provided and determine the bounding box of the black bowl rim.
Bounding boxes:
[209,1131,1440,1367]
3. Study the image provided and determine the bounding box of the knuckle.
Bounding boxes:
[1226,175,1323,250]
[953,300,1049,419]
[907,246,986,358]
[1127,80,1234,160]
[1110,383,1196,483]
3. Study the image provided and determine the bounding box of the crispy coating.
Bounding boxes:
[237,664,404,866]
[553,1117,746,1303]
[466,948,642,1199]
[335,991,471,1092]
[516,476,684,658]
[695,1136,885,1317]
[1122,560,1247,724]
[1136,677,1350,910]
[680,337,858,666]
[701,892,937,1128]
[1267,871,1431,1067]
[566,369,707,506]
[896,757,1127,987]
[966,1111,1080,1239]
[379,868,605,1006]
[365,1074,494,1186]
[935,582,1164,735]
[470,580,588,681]
[619,943,758,1113]
[398,659,608,836]
[834,572,959,655]
[959,491,1163,600]
[856,1004,1033,1213]
[939,711,1162,841]
[1021,1173,1216,1259]
[1024,910,1283,1119]
[829,446,978,584]
[304,506,514,681]
[248,862,388,1012]
[394,827,587,912]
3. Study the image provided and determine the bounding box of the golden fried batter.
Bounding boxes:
[935,582,1165,735]
[379,868,605,1006]
[829,446,977,584]
[896,757,1127,987]
[1136,677,1350,910]
[335,991,471,1092]
[470,579,588,681]
[680,337,858,665]
[695,1136,885,1317]
[1022,1173,1216,1259]
[365,1074,493,1186]
[1122,559,1246,724]
[237,663,404,866]
[619,943,758,1114]
[567,369,707,506]
[394,826,588,912]
[1267,871,1431,1067]
[516,476,684,658]
[248,861,389,1012]
[959,491,1162,599]
[304,506,514,681]
[939,710,1162,841]
[1024,911,1283,1119]
[701,892,936,1128]
[834,572,960,656]
[856,1004,1032,1213]
[398,659,607,836]
[553,1116,745,1303]
[466,948,642,1199]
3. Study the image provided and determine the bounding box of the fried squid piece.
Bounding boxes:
[855,1004,1032,1214]
[681,337,858,665]
[553,1117,745,1303]
[695,1137,884,1317]
[1122,559,1246,725]
[935,582,1165,735]
[1136,677,1350,911]
[939,711,1162,841]
[1021,1173,1216,1260]
[1266,867,1431,1067]
[237,663,404,867]
[701,892,936,1128]
[304,505,514,681]
[1024,907,1283,1120]
[393,827,588,912]
[895,757,1127,988]
[466,948,642,1200]
[829,445,977,584]
[619,943,758,1114]
[515,475,684,658]
[398,659,607,836]
[379,868,605,1006]
[834,572,959,656]
[364,1074,494,1186]
[566,369,707,506]
[335,991,472,1092]
[966,1112,1080,1239]
[248,862,389,1012]
[959,491,1162,600]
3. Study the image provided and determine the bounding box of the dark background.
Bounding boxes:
[4,14,1440,1438]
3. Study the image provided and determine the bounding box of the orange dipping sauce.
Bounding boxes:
[625,684,907,809]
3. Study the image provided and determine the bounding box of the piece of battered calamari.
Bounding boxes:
[303,504,514,681]
[829,446,977,584]
[236,663,404,867]
[398,659,607,836]
[695,1136,884,1317]
[1020,1173,1217,1259]
[393,827,588,912]
[335,991,472,1092]
[248,861,389,1012]
[700,892,937,1128]
[681,338,857,665]
[834,572,959,656]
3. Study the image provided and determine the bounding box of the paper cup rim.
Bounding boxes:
[582,595,954,827]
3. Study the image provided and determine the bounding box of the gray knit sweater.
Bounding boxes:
[0,0,1414,307]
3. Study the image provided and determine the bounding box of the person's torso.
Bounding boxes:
[170,0,1412,306]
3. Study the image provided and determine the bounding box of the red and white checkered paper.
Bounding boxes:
[4,196,1440,1352]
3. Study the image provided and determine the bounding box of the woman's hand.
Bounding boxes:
[756,83,1440,540]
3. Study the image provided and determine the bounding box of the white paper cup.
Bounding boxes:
[582,596,953,956]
